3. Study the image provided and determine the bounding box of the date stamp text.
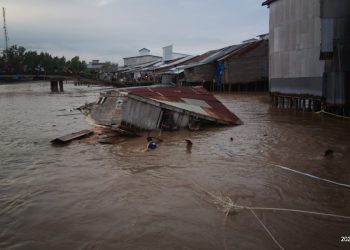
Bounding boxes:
[341,236,350,242]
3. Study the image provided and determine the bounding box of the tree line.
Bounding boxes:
[0,45,87,74]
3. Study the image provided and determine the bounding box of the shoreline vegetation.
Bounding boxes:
[0,45,87,77]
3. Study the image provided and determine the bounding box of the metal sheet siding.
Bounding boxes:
[122,99,162,130]
[270,77,323,96]
[321,18,334,53]
[173,113,190,128]
[324,72,346,105]
[269,0,325,96]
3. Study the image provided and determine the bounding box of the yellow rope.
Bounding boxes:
[315,110,350,120]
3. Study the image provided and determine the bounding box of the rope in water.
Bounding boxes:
[315,110,350,120]
[205,190,350,249]
[250,209,285,250]
[204,189,350,220]
[271,164,350,189]
[234,204,350,220]
[195,184,350,250]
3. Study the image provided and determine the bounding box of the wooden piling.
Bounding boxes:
[59,80,64,92]
[50,80,58,92]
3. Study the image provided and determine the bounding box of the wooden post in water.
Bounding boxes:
[50,80,59,93]
[59,80,64,92]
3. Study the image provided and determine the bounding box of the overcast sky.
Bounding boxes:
[1,0,269,64]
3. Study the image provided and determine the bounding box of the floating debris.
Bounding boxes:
[51,130,94,144]
[324,149,334,158]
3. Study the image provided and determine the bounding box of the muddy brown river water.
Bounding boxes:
[1,82,350,250]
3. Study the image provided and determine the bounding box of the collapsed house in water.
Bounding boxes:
[89,86,242,132]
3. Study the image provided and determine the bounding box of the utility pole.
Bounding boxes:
[3,7,9,51]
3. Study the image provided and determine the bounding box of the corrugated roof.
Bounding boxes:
[217,40,264,61]
[157,55,198,70]
[184,44,244,69]
[128,86,242,125]
[262,0,279,6]
[120,59,162,73]
[123,55,162,60]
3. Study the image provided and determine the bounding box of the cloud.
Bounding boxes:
[5,0,269,64]
[96,0,110,7]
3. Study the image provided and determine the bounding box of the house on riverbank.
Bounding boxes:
[183,37,269,91]
[263,0,350,114]
[117,39,269,91]
[217,38,269,91]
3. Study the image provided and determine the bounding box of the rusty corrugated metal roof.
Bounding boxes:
[128,86,242,125]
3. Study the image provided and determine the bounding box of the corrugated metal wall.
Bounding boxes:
[269,0,325,96]
[173,113,190,128]
[121,98,162,130]
[321,0,350,105]
[321,18,334,53]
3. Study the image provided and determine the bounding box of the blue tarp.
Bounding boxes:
[215,62,224,89]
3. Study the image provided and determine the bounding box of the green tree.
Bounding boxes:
[2,45,26,73]
[66,56,87,73]
[0,44,87,74]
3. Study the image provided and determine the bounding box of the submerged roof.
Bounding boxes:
[128,86,242,125]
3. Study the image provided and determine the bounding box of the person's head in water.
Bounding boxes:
[185,139,192,153]
[324,149,334,158]
[147,137,157,149]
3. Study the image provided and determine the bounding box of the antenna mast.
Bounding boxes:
[3,7,9,51]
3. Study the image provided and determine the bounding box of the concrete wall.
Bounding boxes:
[269,0,325,96]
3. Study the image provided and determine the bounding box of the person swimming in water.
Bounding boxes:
[147,137,163,150]
[147,137,157,149]
[185,139,193,153]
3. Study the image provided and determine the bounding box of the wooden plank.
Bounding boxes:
[51,130,94,144]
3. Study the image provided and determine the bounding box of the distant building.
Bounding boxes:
[87,60,106,73]
[263,0,350,111]
[138,48,151,56]
[87,60,118,81]
[119,46,191,83]
[123,48,162,67]
[162,45,189,62]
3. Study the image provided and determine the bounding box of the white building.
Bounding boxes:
[123,48,162,67]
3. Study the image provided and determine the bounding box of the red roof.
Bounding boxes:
[128,86,242,125]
